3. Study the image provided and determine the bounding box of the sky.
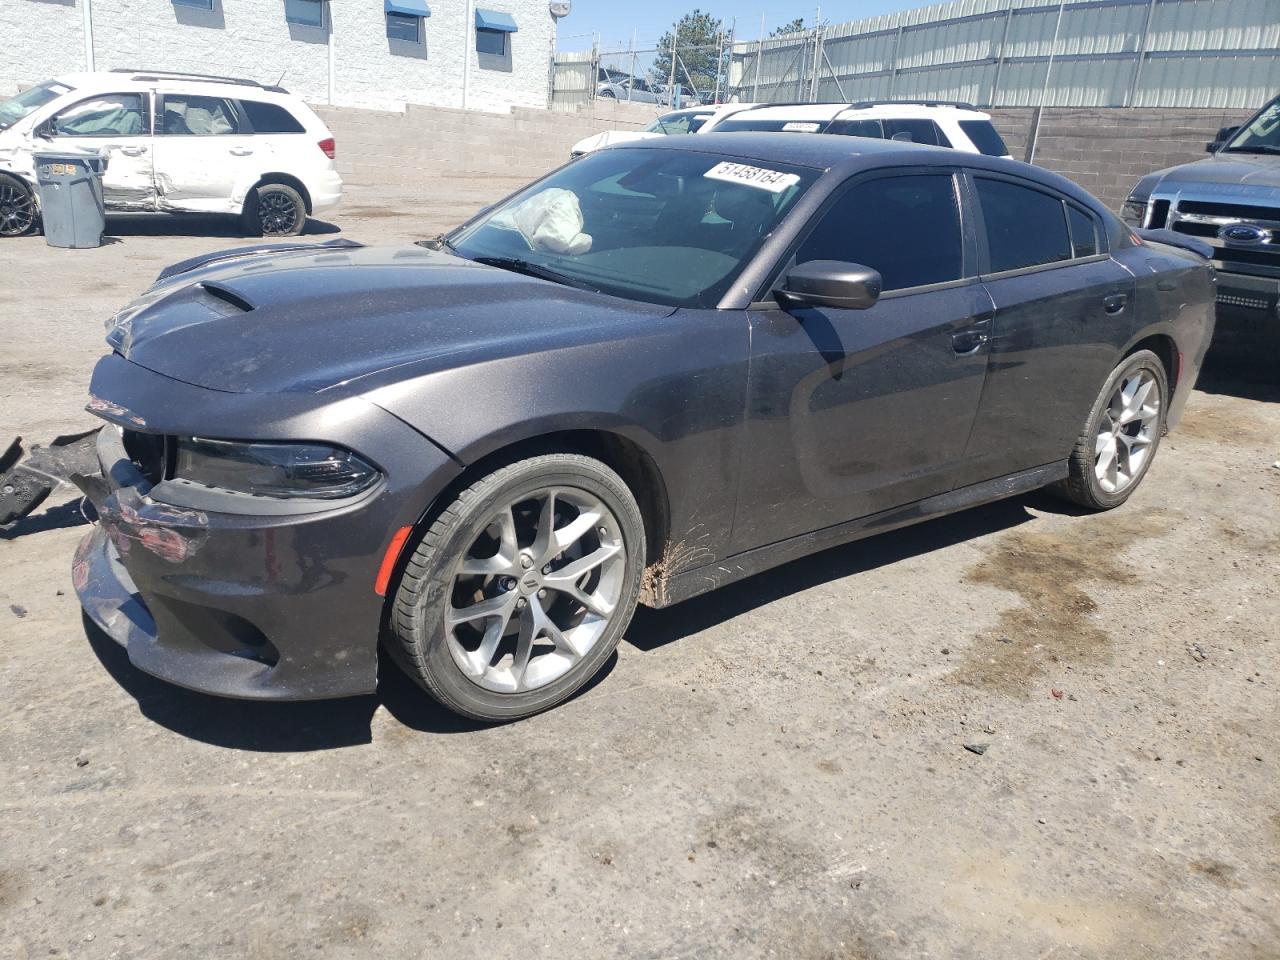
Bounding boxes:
[553,0,923,53]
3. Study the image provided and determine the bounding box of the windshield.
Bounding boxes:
[449,147,819,308]
[644,112,712,135]
[0,80,73,130]
[1224,97,1280,154]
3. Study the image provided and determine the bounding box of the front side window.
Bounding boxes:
[240,100,305,134]
[0,80,74,130]
[51,94,146,137]
[159,95,238,135]
[476,28,506,55]
[796,174,964,292]
[976,177,1071,273]
[958,119,1008,157]
[386,12,421,42]
[449,148,819,308]
[645,112,710,135]
[285,0,324,27]
[1224,96,1280,155]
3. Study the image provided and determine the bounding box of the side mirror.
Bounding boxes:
[34,119,54,140]
[777,260,882,311]
[1207,125,1238,152]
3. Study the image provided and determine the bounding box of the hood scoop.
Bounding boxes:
[199,281,256,315]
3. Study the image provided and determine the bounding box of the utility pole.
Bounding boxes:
[1029,0,1066,164]
[752,13,764,102]
[628,29,637,103]
[669,30,678,108]
[82,0,95,72]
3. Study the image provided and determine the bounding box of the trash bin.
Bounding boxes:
[34,149,108,249]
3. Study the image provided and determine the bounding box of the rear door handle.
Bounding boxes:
[229,147,254,156]
[1103,293,1127,315]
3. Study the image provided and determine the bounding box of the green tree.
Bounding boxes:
[770,17,805,37]
[652,9,726,98]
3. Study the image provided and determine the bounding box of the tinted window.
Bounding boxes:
[386,11,420,42]
[159,95,238,135]
[476,28,506,55]
[882,118,947,147]
[713,117,828,133]
[976,178,1071,272]
[1067,204,1099,258]
[828,118,883,139]
[240,100,305,134]
[958,119,1008,157]
[797,174,963,292]
[52,94,146,137]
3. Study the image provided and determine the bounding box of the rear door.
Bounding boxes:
[151,93,254,213]
[731,169,993,551]
[44,91,154,209]
[955,172,1136,486]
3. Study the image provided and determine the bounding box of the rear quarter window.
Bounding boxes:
[240,100,305,134]
[976,177,1072,273]
[958,120,1009,157]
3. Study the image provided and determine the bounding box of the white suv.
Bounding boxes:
[710,101,1012,158]
[569,103,758,159]
[0,70,342,238]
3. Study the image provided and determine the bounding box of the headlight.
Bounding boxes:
[1120,199,1147,227]
[173,437,380,500]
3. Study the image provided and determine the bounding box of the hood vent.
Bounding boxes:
[200,281,256,314]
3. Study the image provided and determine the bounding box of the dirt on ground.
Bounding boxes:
[1,181,1278,960]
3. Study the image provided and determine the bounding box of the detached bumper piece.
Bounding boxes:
[0,430,99,526]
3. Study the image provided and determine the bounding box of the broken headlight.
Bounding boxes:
[172,438,380,500]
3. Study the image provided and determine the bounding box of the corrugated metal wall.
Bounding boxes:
[728,0,1280,108]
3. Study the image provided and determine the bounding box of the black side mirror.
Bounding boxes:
[34,119,54,140]
[1207,125,1238,152]
[777,260,882,311]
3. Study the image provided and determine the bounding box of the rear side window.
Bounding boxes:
[240,100,305,134]
[882,118,949,147]
[828,118,883,139]
[976,177,1071,272]
[958,119,1008,157]
[1067,204,1100,258]
[797,174,963,292]
[159,95,238,135]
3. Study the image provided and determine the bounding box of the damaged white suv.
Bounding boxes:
[0,70,342,238]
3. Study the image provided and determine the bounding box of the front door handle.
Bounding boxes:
[229,147,254,157]
[1103,293,1127,315]
[119,146,147,157]
[952,328,990,355]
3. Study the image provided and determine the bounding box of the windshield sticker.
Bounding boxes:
[782,121,821,133]
[704,161,800,194]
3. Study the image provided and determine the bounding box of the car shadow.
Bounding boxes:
[0,499,91,540]
[102,214,340,240]
[82,495,1034,751]
[625,496,1036,652]
[1194,364,1280,403]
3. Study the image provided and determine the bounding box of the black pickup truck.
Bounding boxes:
[1120,93,1280,359]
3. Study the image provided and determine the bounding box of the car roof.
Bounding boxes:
[729,101,991,121]
[619,132,1108,214]
[53,71,293,99]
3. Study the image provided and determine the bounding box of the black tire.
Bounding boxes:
[1054,349,1168,510]
[0,173,38,238]
[387,453,646,722]
[240,182,306,238]
[598,89,616,99]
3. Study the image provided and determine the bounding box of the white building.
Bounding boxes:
[3,0,560,113]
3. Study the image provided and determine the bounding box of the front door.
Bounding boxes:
[731,170,992,552]
[152,93,255,213]
[45,91,155,210]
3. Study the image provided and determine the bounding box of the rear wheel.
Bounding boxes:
[387,453,645,722]
[1055,349,1168,510]
[0,174,37,237]
[240,182,306,238]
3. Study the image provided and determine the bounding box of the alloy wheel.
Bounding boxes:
[1094,368,1160,494]
[446,487,626,693]
[0,182,35,237]
[258,191,300,236]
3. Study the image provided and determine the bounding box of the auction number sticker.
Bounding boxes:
[782,121,821,132]
[704,161,800,193]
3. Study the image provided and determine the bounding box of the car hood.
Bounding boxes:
[1133,153,1280,200]
[570,130,659,155]
[109,245,672,394]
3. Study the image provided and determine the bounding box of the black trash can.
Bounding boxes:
[34,149,108,249]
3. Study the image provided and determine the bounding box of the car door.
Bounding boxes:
[730,169,993,552]
[43,91,155,209]
[151,93,254,213]
[954,173,1137,486]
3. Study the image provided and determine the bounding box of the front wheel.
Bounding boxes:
[0,174,37,237]
[1054,349,1168,510]
[387,453,645,722]
[240,182,306,238]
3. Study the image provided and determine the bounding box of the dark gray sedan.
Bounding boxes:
[74,134,1215,721]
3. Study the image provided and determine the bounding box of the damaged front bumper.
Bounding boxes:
[73,425,389,701]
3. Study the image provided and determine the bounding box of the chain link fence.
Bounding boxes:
[551,35,738,112]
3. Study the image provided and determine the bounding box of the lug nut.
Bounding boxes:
[519,554,533,569]
[598,526,607,536]
[501,577,516,591]
[516,598,526,609]
[537,589,547,599]
[542,565,551,575]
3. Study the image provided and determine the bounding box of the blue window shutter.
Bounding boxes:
[474,8,518,32]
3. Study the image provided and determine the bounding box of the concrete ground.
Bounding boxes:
[1,179,1278,960]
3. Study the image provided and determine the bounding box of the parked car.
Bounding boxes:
[1120,91,1280,355]
[569,103,756,159]
[710,100,1012,157]
[73,134,1213,721]
[0,70,342,238]
[596,69,662,105]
